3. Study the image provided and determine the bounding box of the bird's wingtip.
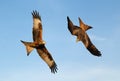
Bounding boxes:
[97,52,102,57]
[20,40,24,43]
[67,16,69,20]
[50,62,58,74]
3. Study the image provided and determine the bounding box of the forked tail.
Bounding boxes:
[21,40,35,56]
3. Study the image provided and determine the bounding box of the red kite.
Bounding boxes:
[21,10,58,73]
[67,16,101,56]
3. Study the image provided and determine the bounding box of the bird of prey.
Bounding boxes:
[21,10,58,73]
[67,16,101,57]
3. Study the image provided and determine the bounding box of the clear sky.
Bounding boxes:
[0,0,120,81]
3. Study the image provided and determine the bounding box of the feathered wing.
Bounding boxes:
[32,11,57,73]
[67,16,80,36]
[81,32,101,56]
[36,45,58,73]
[67,16,74,35]
[32,11,44,44]
[78,17,92,31]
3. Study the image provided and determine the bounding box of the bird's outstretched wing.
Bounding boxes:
[32,10,43,44]
[67,16,80,36]
[81,33,101,56]
[78,17,92,31]
[32,10,57,73]
[36,45,58,73]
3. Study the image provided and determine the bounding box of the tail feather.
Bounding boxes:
[21,40,34,56]
[78,17,93,31]
[87,44,101,57]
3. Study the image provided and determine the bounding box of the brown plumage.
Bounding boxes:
[67,16,101,57]
[21,10,58,73]
[78,17,93,31]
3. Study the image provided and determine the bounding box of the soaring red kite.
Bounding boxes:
[21,10,58,73]
[67,16,101,56]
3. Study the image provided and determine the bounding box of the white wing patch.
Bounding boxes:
[33,18,42,29]
[44,56,54,67]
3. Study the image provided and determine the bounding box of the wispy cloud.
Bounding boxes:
[89,34,106,41]
[59,66,120,81]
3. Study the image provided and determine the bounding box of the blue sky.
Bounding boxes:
[0,0,120,81]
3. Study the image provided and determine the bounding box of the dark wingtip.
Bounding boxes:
[67,16,70,21]
[20,40,24,43]
[89,49,102,57]
[31,10,41,20]
[78,17,81,21]
[97,51,102,57]
[95,51,102,57]
[92,50,102,57]
[87,45,102,57]
[50,62,58,74]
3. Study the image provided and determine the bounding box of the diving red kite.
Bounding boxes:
[67,16,101,56]
[21,10,58,73]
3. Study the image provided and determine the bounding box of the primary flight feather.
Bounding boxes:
[21,10,58,73]
[67,16,101,57]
